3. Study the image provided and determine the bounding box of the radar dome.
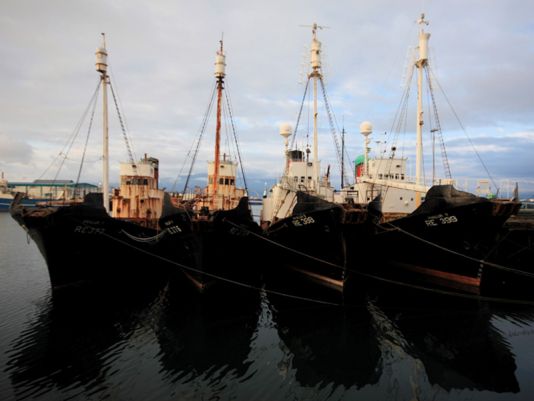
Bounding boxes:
[359,121,373,136]
[279,123,293,139]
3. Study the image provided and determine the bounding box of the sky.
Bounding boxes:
[1,0,534,197]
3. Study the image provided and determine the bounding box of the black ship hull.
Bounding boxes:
[262,192,347,296]
[480,214,534,298]
[174,196,262,294]
[355,185,521,296]
[10,193,195,289]
[11,193,262,293]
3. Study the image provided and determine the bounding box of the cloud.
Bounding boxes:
[0,132,33,163]
[506,131,534,141]
[445,143,511,154]
[1,0,533,196]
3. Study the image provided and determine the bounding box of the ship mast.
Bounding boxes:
[96,33,110,213]
[309,23,322,189]
[341,126,345,188]
[212,39,226,208]
[415,13,430,206]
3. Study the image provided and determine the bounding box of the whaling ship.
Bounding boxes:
[260,24,378,295]
[343,14,522,297]
[171,40,260,293]
[10,35,196,289]
[11,36,262,294]
[260,16,527,300]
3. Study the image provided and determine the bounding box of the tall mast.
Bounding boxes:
[415,13,430,205]
[212,39,226,207]
[341,125,345,188]
[309,23,322,189]
[96,33,109,213]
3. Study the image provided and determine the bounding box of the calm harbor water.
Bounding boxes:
[2,212,534,400]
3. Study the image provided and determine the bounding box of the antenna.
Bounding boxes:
[417,13,429,27]
[299,23,330,46]
[299,23,330,33]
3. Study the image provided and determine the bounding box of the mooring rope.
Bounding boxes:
[120,229,168,243]
[40,211,534,307]
[222,219,534,306]
[96,227,343,307]
[380,221,534,280]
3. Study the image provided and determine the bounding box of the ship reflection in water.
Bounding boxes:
[267,290,524,400]
[0,210,532,401]
[154,284,261,391]
[4,274,534,400]
[4,283,167,400]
